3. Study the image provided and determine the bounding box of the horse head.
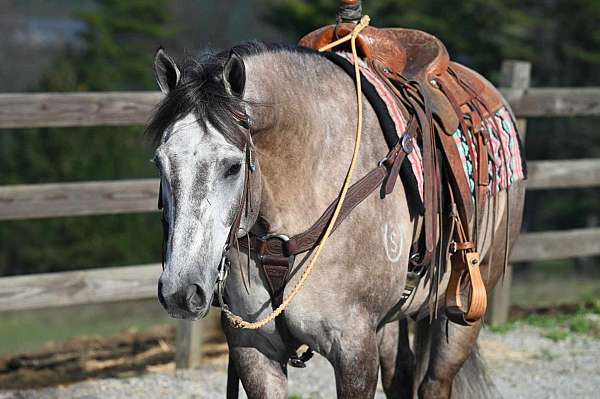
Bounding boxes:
[148,48,260,319]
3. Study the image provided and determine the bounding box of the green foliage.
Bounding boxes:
[265,0,536,77]
[265,0,600,85]
[489,300,600,341]
[0,0,173,276]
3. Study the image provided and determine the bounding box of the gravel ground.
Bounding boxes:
[2,326,599,399]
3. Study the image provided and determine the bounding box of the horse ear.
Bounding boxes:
[223,51,246,97]
[154,47,181,94]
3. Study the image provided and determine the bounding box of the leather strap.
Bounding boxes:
[239,139,411,258]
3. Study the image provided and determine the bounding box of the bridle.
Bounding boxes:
[216,111,256,315]
[157,109,256,307]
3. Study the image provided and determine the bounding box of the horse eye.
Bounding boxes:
[225,163,242,177]
[151,156,160,170]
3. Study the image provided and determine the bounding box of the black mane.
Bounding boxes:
[145,41,318,150]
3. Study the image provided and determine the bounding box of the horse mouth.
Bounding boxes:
[166,304,211,321]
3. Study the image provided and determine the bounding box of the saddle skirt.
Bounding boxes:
[335,52,526,209]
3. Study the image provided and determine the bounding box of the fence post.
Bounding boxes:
[486,60,531,326]
[175,319,203,369]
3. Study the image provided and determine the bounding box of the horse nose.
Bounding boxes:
[158,275,209,317]
[157,280,167,309]
[185,284,207,314]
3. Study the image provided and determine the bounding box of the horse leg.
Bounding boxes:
[326,328,380,399]
[226,352,240,399]
[228,345,288,399]
[378,319,415,399]
[417,315,482,399]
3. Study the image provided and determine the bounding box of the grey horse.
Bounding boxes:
[147,42,525,398]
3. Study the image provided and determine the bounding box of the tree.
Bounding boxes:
[0,0,173,276]
[264,0,537,78]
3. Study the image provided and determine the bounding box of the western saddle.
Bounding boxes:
[298,6,509,326]
[300,24,503,136]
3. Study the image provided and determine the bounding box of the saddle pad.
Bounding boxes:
[336,52,526,205]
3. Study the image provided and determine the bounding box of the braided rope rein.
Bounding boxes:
[222,16,372,329]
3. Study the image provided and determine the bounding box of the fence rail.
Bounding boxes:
[1,60,599,366]
[2,158,599,221]
[1,226,597,313]
[0,264,159,312]
[1,87,599,129]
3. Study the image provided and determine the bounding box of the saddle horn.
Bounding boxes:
[338,0,363,23]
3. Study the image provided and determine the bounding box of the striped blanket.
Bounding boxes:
[338,52,526,205]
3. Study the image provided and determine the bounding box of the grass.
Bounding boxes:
[489,299,600,341]
[2,262,599,358]
[489,261,600,340]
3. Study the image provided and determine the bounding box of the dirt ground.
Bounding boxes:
[1,322,599,398]
[0,325,226,391]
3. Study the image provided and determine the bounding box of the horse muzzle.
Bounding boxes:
[157,274,212,320]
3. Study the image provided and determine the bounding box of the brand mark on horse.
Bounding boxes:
[382,223,404,263]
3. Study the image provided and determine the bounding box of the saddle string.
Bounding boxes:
[221,15,371,330]
[448,67,512,276]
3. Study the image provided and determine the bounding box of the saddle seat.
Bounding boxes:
[300,24,449,79]
[299,24,504,135]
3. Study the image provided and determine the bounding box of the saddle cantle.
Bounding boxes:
[300,24,504,136]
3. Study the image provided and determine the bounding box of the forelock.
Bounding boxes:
[145,41,323,151]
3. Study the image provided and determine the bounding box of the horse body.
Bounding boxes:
[149,43,525,399]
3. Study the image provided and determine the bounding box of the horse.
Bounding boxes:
[147,41,525,398]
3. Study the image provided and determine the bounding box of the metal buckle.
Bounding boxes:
[257,233,296,269]
[449,241,457,254]
[217,255,230,283]
[216,248,231,309]
[289,356,307,368]
[378,156,389,168]
[261,233,291,242]
[401,133,414,154]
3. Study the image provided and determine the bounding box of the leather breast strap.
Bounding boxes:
[239,133,416,298]
[238,134,414,363]
[239,136,413,259]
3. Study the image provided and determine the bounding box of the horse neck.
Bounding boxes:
[245,51,371,235]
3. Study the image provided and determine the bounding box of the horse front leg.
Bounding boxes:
[325,325,380,399]
[228,345,288,399]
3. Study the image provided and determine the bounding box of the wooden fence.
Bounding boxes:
[1,61,599,366]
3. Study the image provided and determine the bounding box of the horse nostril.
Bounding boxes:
[185,284,206,313]
[157,280,167,308]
